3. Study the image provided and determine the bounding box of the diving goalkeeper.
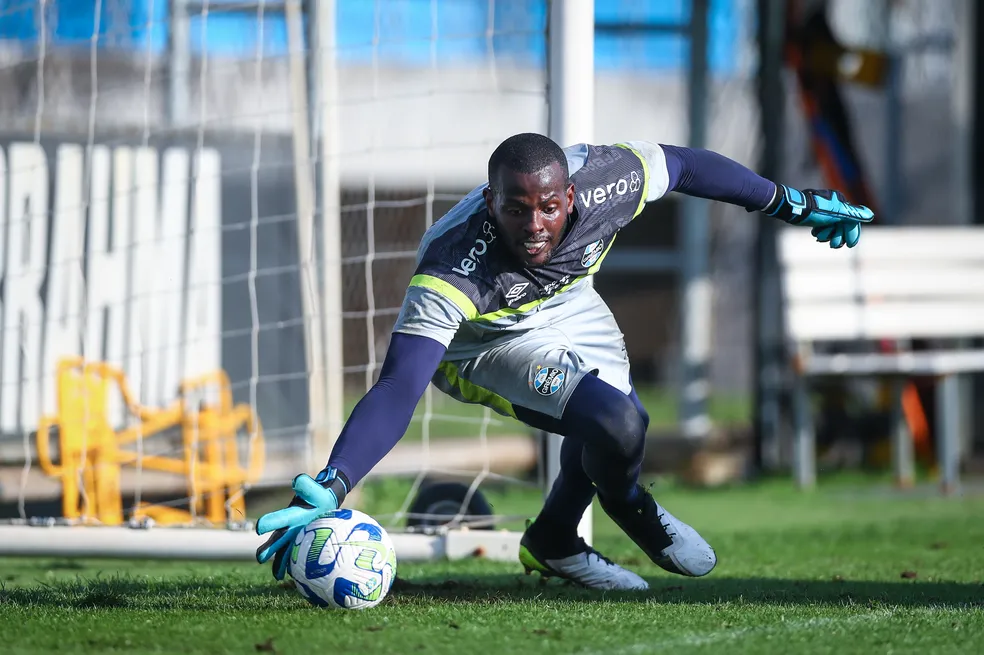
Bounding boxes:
[256,133,874,590]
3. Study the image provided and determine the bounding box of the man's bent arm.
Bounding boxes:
[326,332,446,487]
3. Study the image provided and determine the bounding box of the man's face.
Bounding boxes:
[483,162,575,267]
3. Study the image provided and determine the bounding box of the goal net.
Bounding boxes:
[0,0,555,562]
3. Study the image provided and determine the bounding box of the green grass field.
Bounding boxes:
[394,385,750,441]
[2,476,983,654]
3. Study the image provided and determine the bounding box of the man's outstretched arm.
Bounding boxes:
[660,144,777,210]
[254,331,446,580]
[255,279,467,580]
[623,141,874,248]
[326,331,446,487]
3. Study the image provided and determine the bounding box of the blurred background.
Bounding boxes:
[0,0,981,534]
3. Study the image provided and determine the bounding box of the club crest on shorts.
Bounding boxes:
[581,239,605,268]
[532,365,565,396]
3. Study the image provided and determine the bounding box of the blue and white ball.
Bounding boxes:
[288,509,397,610]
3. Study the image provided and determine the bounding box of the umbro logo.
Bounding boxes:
[505,282,529,304]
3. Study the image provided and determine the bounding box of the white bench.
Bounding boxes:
[778,226,984,493]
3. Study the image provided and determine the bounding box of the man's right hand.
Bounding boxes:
[255,467,349,581]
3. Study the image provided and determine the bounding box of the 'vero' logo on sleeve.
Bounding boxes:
[452,221,496,276]
[578,171,642,208]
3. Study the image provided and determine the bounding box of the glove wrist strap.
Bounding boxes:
[315,466,350,508]
[765,184,811,225]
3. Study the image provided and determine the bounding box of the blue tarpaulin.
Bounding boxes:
[0,0,739,74]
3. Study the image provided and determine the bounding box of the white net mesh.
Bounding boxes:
[0,0,791,545]
[332,2,550,530]
[0,0,549,534]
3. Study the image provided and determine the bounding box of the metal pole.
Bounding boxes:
[547,0,594,544]
[935,375,961,495]
[753,0,786,472]
[973,0,984,218]
[679,0,711,441]
[952,0,978,449]
[168,0,190,126]
[310,0,345,469]
[285,0,331,470]
[883,1,902,224]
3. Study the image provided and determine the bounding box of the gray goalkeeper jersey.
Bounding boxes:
[393,141,671,360]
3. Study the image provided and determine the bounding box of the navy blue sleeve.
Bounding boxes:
[661,144,776,211]
[327,332,446,487]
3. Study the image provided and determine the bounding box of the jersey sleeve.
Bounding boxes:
[391,282,471,348]
[569,143,651,233]
[619,140,671,203]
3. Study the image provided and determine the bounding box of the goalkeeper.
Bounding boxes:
[256,133,873,591]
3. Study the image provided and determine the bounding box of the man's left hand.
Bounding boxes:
[766,185,875,248]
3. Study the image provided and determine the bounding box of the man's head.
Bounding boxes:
[483,133,574,267]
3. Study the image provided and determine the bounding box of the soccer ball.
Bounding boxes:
[288,509,397,610]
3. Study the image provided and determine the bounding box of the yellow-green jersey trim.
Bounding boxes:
[476,291,557,323]
[437,361,516,418]
[409,274,479,320]
[615,142,650,219]
[473,237,618,323]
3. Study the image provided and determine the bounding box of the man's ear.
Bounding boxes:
[483,186,494,214]
[566,182,575,215]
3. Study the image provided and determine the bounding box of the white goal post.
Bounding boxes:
[0,0,594,563]
[546,0,594,545]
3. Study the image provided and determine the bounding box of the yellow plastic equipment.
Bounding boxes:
[35,357,265,526]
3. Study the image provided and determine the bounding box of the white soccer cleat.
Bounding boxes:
[655,503,717,577]
[599,485,717,578]
[519,527,649,591]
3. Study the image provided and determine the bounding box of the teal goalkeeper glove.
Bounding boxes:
[255,467,349,581]
[764,185,874,248]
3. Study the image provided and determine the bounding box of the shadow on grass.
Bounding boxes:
[2,574,981,611]
[389,574,984,609]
